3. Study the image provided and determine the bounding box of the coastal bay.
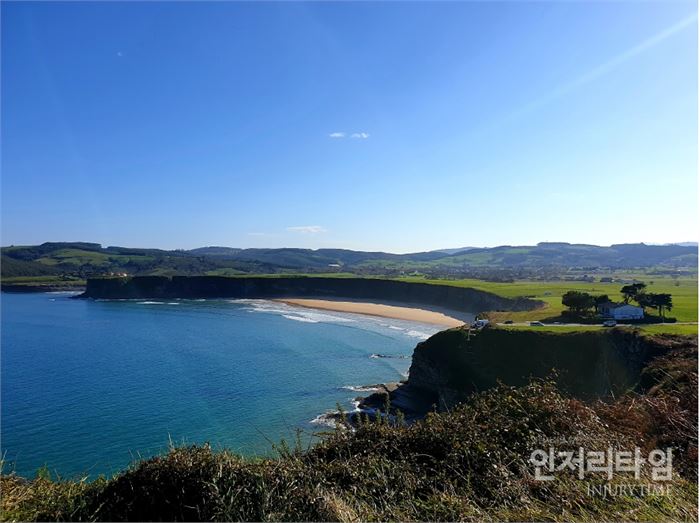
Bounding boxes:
[0,292,442,478]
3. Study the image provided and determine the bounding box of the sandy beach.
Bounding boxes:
[273,298,465,327]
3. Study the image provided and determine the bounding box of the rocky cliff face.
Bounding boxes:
[81,276,541,314]
[402,327,694,412]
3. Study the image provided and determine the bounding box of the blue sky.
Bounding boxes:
[2,1,697,253]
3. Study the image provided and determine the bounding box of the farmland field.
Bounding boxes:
[397,275,698,324]
[35,248,156,267]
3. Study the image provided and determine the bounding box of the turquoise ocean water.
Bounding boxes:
[1,292,440,478]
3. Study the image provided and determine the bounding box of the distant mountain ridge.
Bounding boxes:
[674,242,698,247]
[1,241,697,279]
[430,247,477,255]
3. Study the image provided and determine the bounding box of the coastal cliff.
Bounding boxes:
[362,327,697,416]
[81,276,541,314]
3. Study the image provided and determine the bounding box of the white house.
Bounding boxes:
[597,302,644,320]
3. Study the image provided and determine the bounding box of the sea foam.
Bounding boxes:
[235,299,356,325]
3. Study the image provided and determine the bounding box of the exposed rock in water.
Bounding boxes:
[356,382,436,423]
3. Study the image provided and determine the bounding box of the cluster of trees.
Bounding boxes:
[561,291,610,315]
[561,282,673,319]
[620,283,673,318]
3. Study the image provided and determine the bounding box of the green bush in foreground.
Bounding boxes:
[2,343,697,522]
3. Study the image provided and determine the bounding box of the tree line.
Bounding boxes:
[561,283,673,318]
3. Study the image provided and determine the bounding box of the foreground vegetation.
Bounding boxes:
[2,336,697,522]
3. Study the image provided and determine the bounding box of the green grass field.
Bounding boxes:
[396,274,698,322]
[635,323,699,336]
[35,248,155,267]
[498,324,698,336]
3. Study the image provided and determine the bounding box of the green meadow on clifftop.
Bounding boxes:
[397,275,698,331]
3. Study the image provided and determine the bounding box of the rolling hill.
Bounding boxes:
[1,241,696,280]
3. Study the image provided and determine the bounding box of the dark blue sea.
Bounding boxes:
[1,292,440,478]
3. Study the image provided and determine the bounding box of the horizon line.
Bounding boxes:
[1,240,697,256]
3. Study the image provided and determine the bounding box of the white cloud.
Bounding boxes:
[286,225,327,234]
[329,131,370,139]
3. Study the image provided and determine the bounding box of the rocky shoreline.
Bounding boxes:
[314,381,436,428]
[355,381,436,421]
[318,325,698,430]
